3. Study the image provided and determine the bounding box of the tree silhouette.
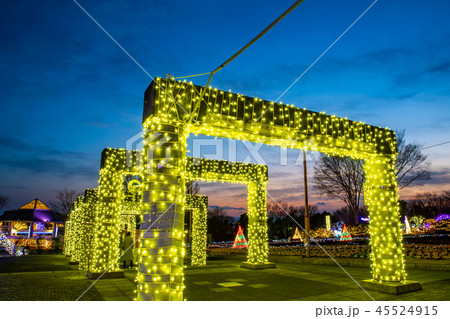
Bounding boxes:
[395,130,431,189]
[313,130,431,224]
[0,195,9,211]
[49,189,82,215]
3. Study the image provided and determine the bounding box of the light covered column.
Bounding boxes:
[364,156,406,282]
[186,195,208,266]
[69,198,85,265]
[79,189,97,272]
[137,123,187,301]
[89,149,125,275]
[246,181,269,264]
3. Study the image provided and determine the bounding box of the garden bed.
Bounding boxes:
[208,244,449,260]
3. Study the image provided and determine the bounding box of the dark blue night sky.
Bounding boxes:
[1,0,449,214]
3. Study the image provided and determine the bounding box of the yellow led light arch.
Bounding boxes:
[88,148,141,276]
[65,187,141,273]
[69,148,268,293]
[185,157,269,265]
[139,77,405,301]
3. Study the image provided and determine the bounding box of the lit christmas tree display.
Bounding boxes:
[0,231,23,256]
[339,224,352,241]
[232,225,248,248]
[292,227,303,241]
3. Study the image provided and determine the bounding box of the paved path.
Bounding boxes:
[0,270,103,301]
[184,260,450,301]
[0,256,448,301]
[93,273,137,301]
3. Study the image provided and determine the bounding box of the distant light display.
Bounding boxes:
[292,227,303,241]
[339,224,352,241]
[435,214,450,222]
[326,215,331,230]
[232,225,248,249]
[404,216,412,234]
[0,231,23,256]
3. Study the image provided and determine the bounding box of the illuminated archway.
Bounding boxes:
[84,149,269,275]
[65,187,141,274]
[135,78,407,300]
[184,157,269,268]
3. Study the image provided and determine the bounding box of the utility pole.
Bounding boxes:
[303,150,311,257]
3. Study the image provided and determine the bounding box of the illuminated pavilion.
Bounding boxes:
[0,199,64,238]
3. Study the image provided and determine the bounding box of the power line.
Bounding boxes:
[275,0,379,102]
[252,0,380,125]
[421,140,450,150]
[190,0,306,121]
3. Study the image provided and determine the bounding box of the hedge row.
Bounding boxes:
[209,245,449,260]
[10,238,52,250]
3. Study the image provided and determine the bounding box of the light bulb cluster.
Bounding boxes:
[64,196,85,261]
[119,202,140,242]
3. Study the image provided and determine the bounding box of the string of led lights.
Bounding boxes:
[189,0,306,123]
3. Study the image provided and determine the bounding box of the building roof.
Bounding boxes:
[0,199,63,223]
[19,199,51,210]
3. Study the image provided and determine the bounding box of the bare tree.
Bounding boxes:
[0,195,9,211]
[267,201,291,219]
[50,189,82,215]
[313,130,431,224]
[333,206,357,225]
[408,191,450,219]
[395,130,431,189]
[313,156,364,224]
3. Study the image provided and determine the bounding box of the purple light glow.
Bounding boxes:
[34,210,55,222]
[435,214,450,222]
